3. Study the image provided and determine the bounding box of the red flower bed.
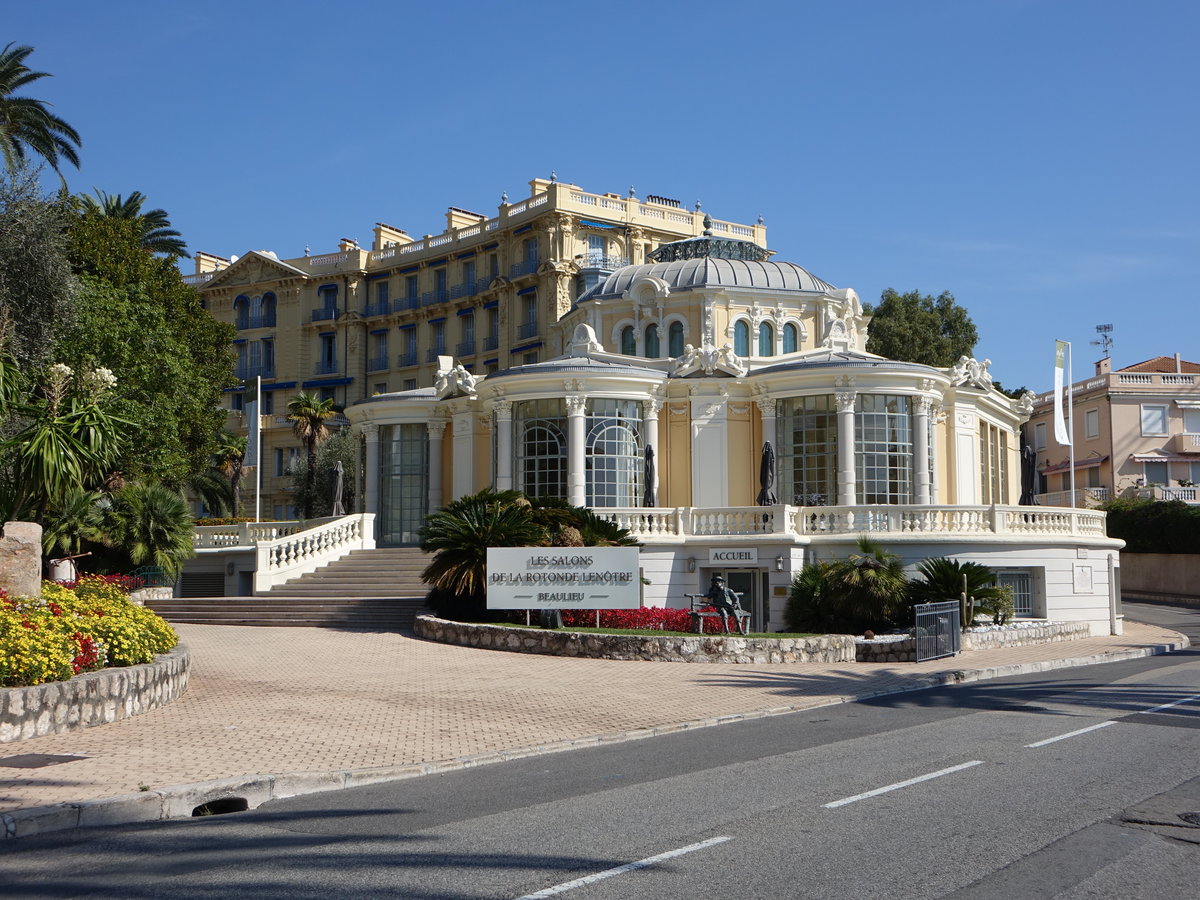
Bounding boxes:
[534,606,734,634]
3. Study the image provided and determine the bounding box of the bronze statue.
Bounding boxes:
[705,574,748,635]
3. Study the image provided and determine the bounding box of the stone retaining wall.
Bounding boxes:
[415,616,856,664]
[855,621,1092,663]
[0,644,190,743]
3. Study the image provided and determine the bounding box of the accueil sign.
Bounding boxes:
[709,548,759,565]
[487,547,641,610]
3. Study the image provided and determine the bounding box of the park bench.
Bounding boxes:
[685,592,750,635]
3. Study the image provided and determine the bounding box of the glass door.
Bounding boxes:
[723,570,759,633]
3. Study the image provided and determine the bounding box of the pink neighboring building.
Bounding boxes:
[1025,354,1200,507]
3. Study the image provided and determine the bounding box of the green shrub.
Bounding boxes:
[1101,498,1200,554]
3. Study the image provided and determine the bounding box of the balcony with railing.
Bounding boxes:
[397,351,419,368]
[580,254,629,271]
[516,320,538,340]
[509,258,539,279]
[455,340,476,357]
[1170,432,1200,454]
[1034,488,1111,508]
[236,314,276,330]
[597,503,1110,543]
[482,335,499,352]
[362,301,390,318]
[311,306,339,322]
[393,295,420,313]
[426,347,447,363]
[235,363,275,382]
[313,360,340,375]
[366,354,390,373]
[421,289,449,307]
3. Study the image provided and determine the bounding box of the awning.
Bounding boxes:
[1040,455,1107,475]
[1130,453,1193,463]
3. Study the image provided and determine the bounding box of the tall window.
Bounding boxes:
[758,322,774,356]
[778,395,837,506]
[644,324,660,358]
[1084,408,1099,440]
[1140,404,1168,436]
[979,421,1010,505]
[373,281,389,313]
[856,394,913,504]
[463,260,475,291]
[405,275,418,307]
[620,325,636,356]
[783,323,798,353]
[379,424,428,545]
[434,267,447,302]
[1034,421,1046,450]
[587,234,605,264]
[668,321,685,357]
[733,320,750,357]
[319,333,337,373]
[586,399,642,507]
[1143,460,1168,485]
[430,320,445,354]
[514,399,567,500]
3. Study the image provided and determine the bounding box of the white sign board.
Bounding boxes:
[486,547,641,610]
[709,547,758,566]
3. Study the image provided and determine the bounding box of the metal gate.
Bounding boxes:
[914,601,961,662]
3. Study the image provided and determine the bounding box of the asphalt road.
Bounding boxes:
[3,602,1198,899]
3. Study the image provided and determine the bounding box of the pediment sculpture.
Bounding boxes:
[947,355,993,389]
[672,342,747,378]
[434,356,478,399]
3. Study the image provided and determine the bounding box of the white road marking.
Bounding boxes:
[822,760,984,809]
[1138,692,1200,715]
[1025,721,1116,748]
[513,836,733,899]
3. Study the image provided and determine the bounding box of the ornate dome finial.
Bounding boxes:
[702,214,713,236]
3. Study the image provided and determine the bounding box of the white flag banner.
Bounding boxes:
[1053,340,1071,446]
[244,399,259,467]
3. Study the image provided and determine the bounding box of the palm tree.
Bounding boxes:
[909,557,1010,629]
[787,537,909,634]
[102,481,195,578]
[213,430,247,517]
[77,189,189,257]
[0,43,81,177]
[41,485,105,559]
[286,392,337,517]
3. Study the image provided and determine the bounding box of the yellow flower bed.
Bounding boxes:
[1,577,179,687]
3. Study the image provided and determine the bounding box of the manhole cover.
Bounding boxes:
[0,754,87,769]
[1179,812,1200,826]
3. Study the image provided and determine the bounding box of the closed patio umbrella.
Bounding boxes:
[331,460,345,516]
[643,445,657,507]
[756,441,777,506]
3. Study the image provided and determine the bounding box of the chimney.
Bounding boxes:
[1095,357,1111,375]
[1176,352,1182,373]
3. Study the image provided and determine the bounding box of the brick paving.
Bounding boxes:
[0,620,1186,817]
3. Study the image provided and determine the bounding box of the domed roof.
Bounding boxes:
[577,222,835,303]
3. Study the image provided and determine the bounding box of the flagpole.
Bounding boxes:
[254,376,261,525]
[1066,343,1076,508]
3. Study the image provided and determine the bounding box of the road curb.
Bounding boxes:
[2,632,1189,841]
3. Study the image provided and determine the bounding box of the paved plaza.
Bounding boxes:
[0,619,1188,831]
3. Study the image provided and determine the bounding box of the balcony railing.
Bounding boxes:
[1170,432,1200,454]
[393,295,420,312]
[580,254,629,270]
[456,340,476,356]
[366,355,390,372]
[313,361,340,375]
[482,335,499,352]
[426,347,446,363]
[421,289,449,307]
[236,314,276,330]
[516,321,538,340]
[235,364,275,381]
[397,351,418,368]
[1035,488,1110,509]
[362,301,390,317]
[596,503,1110,542]
[311,307,339,322]
[509,259,539,278]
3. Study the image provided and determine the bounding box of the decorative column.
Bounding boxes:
[756,396,778,455]
[361,423,380,515]
[642,398,661,506]
[566,395,587,507]
[493,400,513,491]
[836,391,857,506]
[427,418,446,512]
[913,396,932,504]
[451,405,475,500]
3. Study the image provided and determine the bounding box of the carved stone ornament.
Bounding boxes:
[427,418,447,438]
[565,395,587,415]
[1015,390,1036,418]
[360,422,379,439]
[755,396,778,416]
[835,391,856,412]
[492,399,513,421]
[671,342,747,378]
[567,323,604,357]
[914,396,934,416]
[947,356,994,389]
[642,398,662,418]
[434,356,479,400]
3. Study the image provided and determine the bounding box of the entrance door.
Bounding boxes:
[724,570,759,633]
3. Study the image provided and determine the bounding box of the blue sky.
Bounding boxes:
[9,0,1198,392]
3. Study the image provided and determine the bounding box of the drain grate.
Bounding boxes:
[1179,812,1200,826]
[0,754,87,769]
[192,797,249,817]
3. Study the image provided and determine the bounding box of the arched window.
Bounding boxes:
[759,322,774,357]
[783,322,798,354]
[668,321,685,357]
[620,325,636,356]
[586,398,642,507]
[644,324,660,358]
[514,399,567,500]
[733,320,750,357]
[234,295,249,330]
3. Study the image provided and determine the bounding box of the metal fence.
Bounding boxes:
[914,601,961,662]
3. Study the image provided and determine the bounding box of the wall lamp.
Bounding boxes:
[775,555,785,572]
[687,557,696,573]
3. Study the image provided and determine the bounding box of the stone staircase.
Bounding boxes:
[146,548,432,630]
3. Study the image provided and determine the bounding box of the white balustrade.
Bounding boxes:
[506,201,528,215]
[429,234,452,247]
[308,253,348,267]
[529,195,549,208]
[1118,373,1153,384]
[192,520,305,549]
[1161,374,1195,385]
[254,514,376,593]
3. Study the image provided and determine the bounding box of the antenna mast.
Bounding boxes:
[1090,323,1113,358]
